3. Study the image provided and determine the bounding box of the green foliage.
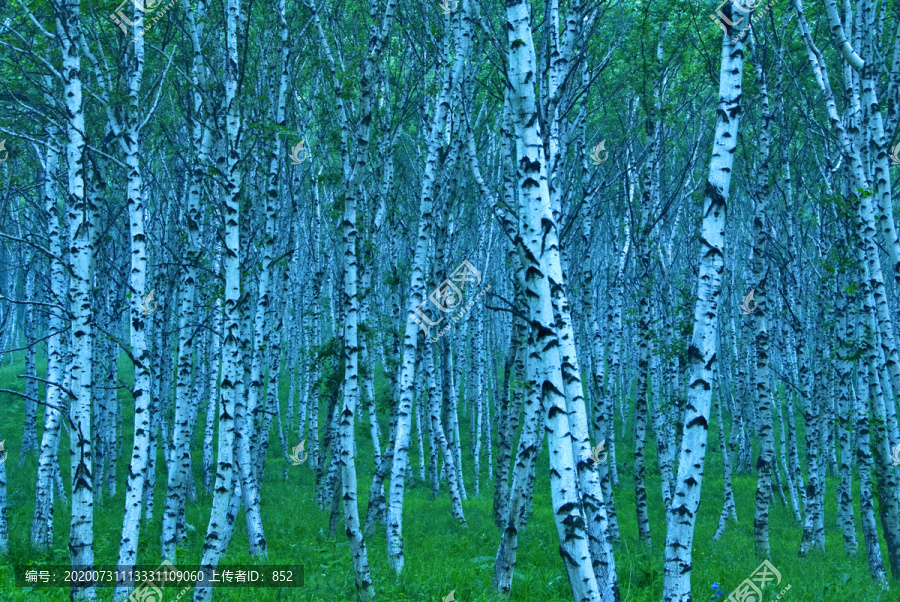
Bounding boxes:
[1,352,897,601]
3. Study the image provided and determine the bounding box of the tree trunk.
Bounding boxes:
[194,0,243,594]
[662,9,747,599]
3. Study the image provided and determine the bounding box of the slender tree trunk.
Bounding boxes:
[31,126,64,553]
[492,327,545,594]
[713,371,736,540]
[60,0,96,592]
[834,290,857,555]
[0,424,6,555]
[161,0,213,554]
[385,5,466,572]
[853,359,887,585]
[504,0,603,596]
[202,296,222,494]
[20,269,38,463]
[337,140,376,599]
[194,0,243,594]
[424,340,466,520]
[662,9,747,599]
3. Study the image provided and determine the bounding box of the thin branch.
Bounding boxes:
[18,374,78,401]
[0,388,75,429]
[1,325,71,354]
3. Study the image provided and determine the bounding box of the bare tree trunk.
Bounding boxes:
[662,9,747,599]
[194,0,243,594]
[338,163,376,599]
[384,2,465,572]
[60,0,96,592]
[31,124,64,553]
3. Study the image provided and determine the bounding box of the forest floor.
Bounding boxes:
[0,351,897,601]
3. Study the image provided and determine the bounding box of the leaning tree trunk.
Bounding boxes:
[662,7,748,600]
[161,0,214,557]
[504,0,603,597]
[384,4,465,573]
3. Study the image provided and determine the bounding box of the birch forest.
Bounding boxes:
[4,0,900,599]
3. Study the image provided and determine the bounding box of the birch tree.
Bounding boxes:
[663,6,749,599]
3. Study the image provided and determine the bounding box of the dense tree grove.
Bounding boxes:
[2,0,900,599]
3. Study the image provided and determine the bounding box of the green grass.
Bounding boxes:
[0,350,897,601]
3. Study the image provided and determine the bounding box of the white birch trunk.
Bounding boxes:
[505,0,601,596]
[202,295,222,494]
[0,424,6,555]
[853,355,888,585]
[747,40,777,557]
[385,4,467,572]
[795,0,900,573]
[424,340,466,521]
[31,125,64,553]
[834,290,857,554]
[337,152,376,597]
[162,0,213,555]
[59,0,95,593]
[662,10,747,600]
[194,0,242,594]
[20,268,38,462]
[493,325,546,593]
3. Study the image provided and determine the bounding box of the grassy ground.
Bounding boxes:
[0,349,898,601]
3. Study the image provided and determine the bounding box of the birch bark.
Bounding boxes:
[385,3,468,572]
[194,0,243,594]
[746,36,777,559]
[338,170,375,598]
[0,424,6,555]
[109,9,158,590]
[662,8,748,599]
[852,337,887,585]
[59,0,95,593]
[795,0,900,573]
[31,125,64,553]
[505,0,604,596]
[162,0,213,559]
